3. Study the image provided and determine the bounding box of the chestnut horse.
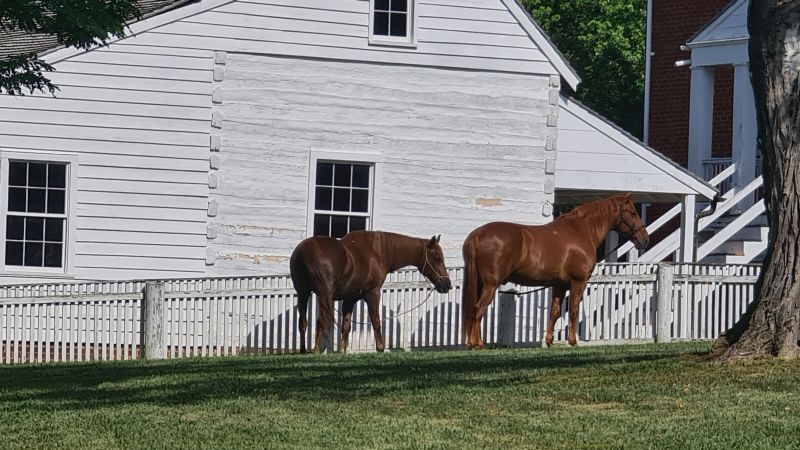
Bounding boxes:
[291,231,452,353]
[461,193,649,349]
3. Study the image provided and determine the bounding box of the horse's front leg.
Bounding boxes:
[545,285,567,348]
[365,290,385,352]
[567,280,588,347]
[338,299,357,353]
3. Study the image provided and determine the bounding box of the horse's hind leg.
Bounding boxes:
[314,289,335,353]
[365,290,385,352]
[545,285,567,348]
[468,283,497,350]
[338,298,357,353]
[567,280,588,347]
[297,292,311,353]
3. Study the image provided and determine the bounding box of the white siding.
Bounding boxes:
[207,53,557,275]
[555,97,711,198]
[120,0,557,76]
[0,43,212,281]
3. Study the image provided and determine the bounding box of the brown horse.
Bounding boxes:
[290,230,452,353]
[461,193,649,349]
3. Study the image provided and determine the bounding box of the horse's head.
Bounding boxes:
[616,193,649,250]
[420,235,452,294]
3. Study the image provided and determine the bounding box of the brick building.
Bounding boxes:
[647,0,735,168]
[641,0,766,263]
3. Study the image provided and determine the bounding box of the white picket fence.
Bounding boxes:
[0,263,761,365]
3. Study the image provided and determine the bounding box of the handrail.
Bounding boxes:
[708,162,738,187]
[697,200,766,260]
[639,175,763,262]
[607,163,738,261]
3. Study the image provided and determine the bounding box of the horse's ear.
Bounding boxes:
[429,235,440,247]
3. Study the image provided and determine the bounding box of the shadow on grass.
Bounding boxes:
[0,344,701,412]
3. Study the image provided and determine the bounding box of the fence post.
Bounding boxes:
[656,263,674,343]
[497,284,516,348]
[142,281,166,359]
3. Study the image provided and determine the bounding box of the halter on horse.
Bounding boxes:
[461,193,649,349]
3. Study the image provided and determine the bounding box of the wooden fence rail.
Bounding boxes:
[0,263,761,365]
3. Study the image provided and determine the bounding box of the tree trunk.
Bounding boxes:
[710,0,800,361]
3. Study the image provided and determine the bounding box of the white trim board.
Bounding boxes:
[502,0,581,90]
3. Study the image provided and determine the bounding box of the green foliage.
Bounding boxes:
[520,0,646,137]
[0,52,57,95]
[0,0,140,95]
[2,343,800,449]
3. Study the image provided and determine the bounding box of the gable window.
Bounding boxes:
[370,0,416,46]
[312,161,373,238]
[1,152,76,274]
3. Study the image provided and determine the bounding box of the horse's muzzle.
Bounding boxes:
[435,278,452,293]
[634,234,650,250]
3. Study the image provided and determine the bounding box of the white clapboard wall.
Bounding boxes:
[0,43,213,281]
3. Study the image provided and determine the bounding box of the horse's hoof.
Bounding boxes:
[545,338,553,348]
[568,340,578,347]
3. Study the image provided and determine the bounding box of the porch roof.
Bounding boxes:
[687,0,747,48]
[555,95,718,205]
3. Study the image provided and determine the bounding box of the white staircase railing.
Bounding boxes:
[608,164,737,262]
[696,200,766,261]
[639,175,764,262]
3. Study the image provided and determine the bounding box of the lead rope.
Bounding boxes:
[335,243,451,326]
[334,287,437,327]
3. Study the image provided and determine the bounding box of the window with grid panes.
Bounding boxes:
[372,0,413,41]
[5,161,68,268]
[313,162,372,238]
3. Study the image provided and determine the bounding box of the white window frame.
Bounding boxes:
[368,0,418,47]
[306,151,380,239]
[0,150,78,277]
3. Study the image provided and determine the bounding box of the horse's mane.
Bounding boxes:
[347,230,419,256]
[556,195,625,222]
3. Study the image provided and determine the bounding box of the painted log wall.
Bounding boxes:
[207,53,558,274]
[0,42,213,282]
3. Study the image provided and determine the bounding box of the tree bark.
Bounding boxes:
[710,0,800,361]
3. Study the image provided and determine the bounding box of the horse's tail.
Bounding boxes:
[461,235,479,345]
[289,243,306,292]
[290,239,315,295]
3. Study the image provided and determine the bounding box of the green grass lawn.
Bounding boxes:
[1,342,799,450]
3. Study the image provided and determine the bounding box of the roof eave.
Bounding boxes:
[686,37,748,49]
